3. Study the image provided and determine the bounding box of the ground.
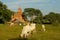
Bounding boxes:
[0,24,60,40]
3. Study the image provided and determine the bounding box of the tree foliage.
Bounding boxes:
[23,8,42,23]
[0,1,14,23]
[43,12,60,25]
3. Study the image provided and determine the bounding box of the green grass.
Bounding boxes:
[0,24,60,40]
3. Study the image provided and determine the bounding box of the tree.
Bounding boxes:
[0,1,14,23]
[44,12,56,23]
[23,8,42,23]
[43,12,60,25]
[33,9,43,23]
[55,13,60,22]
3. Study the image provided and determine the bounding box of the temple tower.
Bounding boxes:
[10,7,25,23]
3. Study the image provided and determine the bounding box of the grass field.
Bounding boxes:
[0,24,60,40]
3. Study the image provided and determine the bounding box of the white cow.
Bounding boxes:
[10,22,14,26]
[29,23,36,33]
[20,23,36,38]
[20,23,30,38]
[42,24,46,32]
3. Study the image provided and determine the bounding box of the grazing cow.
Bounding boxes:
[10,22,14,26]
[42,24,46,32]
[20,23,30,38]
[20,23,36,38]
[29,23,36,33]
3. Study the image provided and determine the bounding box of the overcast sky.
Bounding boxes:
[0,0,60,15]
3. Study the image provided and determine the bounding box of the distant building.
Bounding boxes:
[10,7,25,23]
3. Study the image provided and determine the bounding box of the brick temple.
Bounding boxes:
[10,7,25,23]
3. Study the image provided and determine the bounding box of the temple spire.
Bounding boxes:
[10,6,25,23]
[17,6,22,14]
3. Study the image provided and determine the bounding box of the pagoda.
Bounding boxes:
[10,7,25,23]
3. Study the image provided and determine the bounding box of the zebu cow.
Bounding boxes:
[20,23,30,38]
[20,23,36,38]
[10,22,14,26]
[42,24,46,32]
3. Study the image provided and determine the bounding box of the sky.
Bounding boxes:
[0,0,60,15]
